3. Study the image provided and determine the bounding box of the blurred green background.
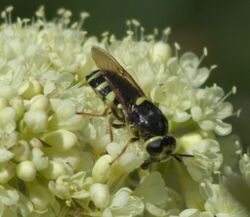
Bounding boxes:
[1,0,250,148]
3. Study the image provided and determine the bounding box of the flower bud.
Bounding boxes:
[32,147,49,171]
[178,132,203,150]
[11,140,31,162]
[0,107,17,121]
[0,97,7,110]
[41,129,77,151]
[28,185,51,211]
[0,85,14,100]
[18,79,42,99]
[179,209,200,217]
[0,148,14,163]
[50,98,75,119]
[151,41,171,62]
[239,153,250,188]
[199,182,213,200]
[24,109,48,133]
[90,183,110,209]
[41,161,66,179]
[0,163,15,184]
[29,95,49,111]
[103,208,112,217]
[9,97,25,120]
[16,160,36,182]
[191,106,202,121]
[92,155,113,183]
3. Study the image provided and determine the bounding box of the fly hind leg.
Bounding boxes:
[108,107,126,142]
[108,115,126,142]
[76,107,111,117]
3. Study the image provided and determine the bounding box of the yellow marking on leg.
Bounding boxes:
[135,96,147,106]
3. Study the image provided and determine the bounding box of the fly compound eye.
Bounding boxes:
[162,136,176,148]
[146,138,164,156]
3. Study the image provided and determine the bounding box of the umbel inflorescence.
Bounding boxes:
[0,6,249,217]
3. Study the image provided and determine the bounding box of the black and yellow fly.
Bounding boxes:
[86,46,191,169]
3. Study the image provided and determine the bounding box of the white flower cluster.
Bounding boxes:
[0,6,248,217]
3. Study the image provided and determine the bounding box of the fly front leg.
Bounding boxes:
[110,137,139,165]
[140,156,160,169]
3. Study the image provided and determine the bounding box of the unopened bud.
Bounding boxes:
[151,41,171,62]
[32,147,49,171]
[9,97,25,120]
[16,160,36,182]
[90,183,110,209]
[0,163,14,183]
[92,155,113,183]
[18,79,42,99]
[41,129,77,151]
[24,109,48,133]
[29,95,49,111]
[41,161,65,179]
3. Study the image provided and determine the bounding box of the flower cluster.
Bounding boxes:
[0,6,248,217]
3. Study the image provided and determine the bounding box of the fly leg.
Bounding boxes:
[110,137,138,165]
[108,116,126,142]
[77,107,115,143]
[76,107,111,117]
[100,116,126,155]
[108,107,126,142]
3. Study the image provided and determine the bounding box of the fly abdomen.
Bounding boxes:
[86,70,105,88]
[86,70,117,105]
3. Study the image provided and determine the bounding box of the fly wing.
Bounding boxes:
[102,70,144,114]
[91,46,145,96]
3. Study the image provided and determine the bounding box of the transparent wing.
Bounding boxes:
[91,46,145,96]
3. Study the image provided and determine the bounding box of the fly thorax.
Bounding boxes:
[130,100,169,137]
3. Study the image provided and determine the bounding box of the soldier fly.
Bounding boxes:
[86,46,192,169]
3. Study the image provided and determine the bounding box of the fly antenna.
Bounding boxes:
[170,153,194,163]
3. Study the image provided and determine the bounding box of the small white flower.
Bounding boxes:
[170,209,214,217]
[191,85,234,136]
[200,180,250,217]
[151,76,194,122]
[180,137,222,182]
[49,171,89,200]
[179,51,211,88]
[239,153,250,188]
[134,172,181,216]
[105,187,144,217]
